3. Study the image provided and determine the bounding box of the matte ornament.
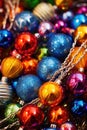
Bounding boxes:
[0,29,13,48]
[0,80,12,105]
[13,11,40,33]
[39,82,63,107]
[37,56,61,81]
[71,99,87,115]
[15,32,38,57]
[49,106,69,125]
[47,33,73,59]
[1,56,23,78]
[33,2,55,21]
[15,74,42,102]
[19,104,44,128]
[67,72,87,95]
[60,122,76,130]
[5,103,21,123]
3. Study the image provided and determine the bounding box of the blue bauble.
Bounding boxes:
[15,74,42,102]
[13,11,40,33]
[71,99,87,115]
[47,33,73,60]
[44,128,58,130]
[0,29,13,48]
[71,14,87,29]
[61,10,74,21]
[37,56,61,81]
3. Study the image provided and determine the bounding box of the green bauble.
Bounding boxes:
[5,103,21,123]
[47,0,55,5]
[22,0,40,9]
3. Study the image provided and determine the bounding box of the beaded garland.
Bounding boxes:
[0,0,87,130]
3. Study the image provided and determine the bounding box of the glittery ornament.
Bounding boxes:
[67,72,87,95]
[5,103,21,123]
[71,99,87,115]
[14,32,38,58]
[74,25,87,45]
[33,2,55,21]
[49,106,69,125]
[18,104,44,128]
[69,47,87,71]
[47,33,73,60]
[0,29,13,48]
[60,122,76,130]
[1,56,23,78]
[37,56,61,81]
[15,74,42,102]
[13,11,40,33]
[71,14,87,29]
[22,58,38,74]
[39,82,63,107]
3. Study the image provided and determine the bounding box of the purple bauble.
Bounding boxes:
[76,6,87,14]
[38,21,54,36]
[60,122,76,130]
[67,72,87,95]
[54,20,67,32]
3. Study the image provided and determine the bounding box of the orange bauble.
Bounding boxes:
[1,56,23,78]
[49,106,69,126]
[69,47,87,71]
[22,58,38,74]
[74,25,87,45]
[39,81,63,107]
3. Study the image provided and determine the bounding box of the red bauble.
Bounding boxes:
[18,104,44,128]
[49,106,69,126]
[15,32,38,58]
[22,58,38,74]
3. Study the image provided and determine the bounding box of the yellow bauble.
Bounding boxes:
[69,47,87,71]
[39,81,63,107]
[74,25,87,45]
[1,56,23,78]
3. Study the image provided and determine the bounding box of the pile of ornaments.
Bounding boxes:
[0,0,87,130]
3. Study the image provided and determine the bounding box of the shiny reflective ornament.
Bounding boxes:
[13,11,40,33]
[60,122,76,130]
[33,2,55,21]
[0,30,13,48]
[55,0,73,10]
[74,25,87,45]
[62,11,74,21]
[22,0,40,9]
[19,104,44,128]
[44,128,58,130]
[67,72,87,95]
[69,47,87,70]
[49,106,69,125]
[1,56,23,78]
[15,32,38,57]
[37,47,48,61]
[39,82,63,107]
[76,6,87,14]
[38,21,54,36]
[71,99,87,115]
[22,58,38,74]
[37,56,61,81]
[15,74,42,102]
[47,33,73,60]
[5,103,21,123]
[71,14,87,29]
[54,20,67,32]
[0,77,12,105]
